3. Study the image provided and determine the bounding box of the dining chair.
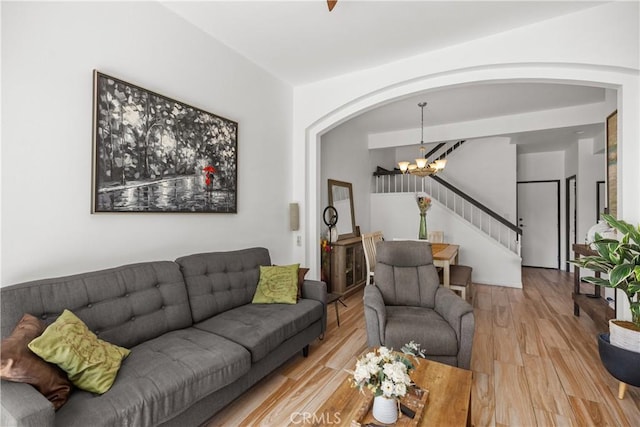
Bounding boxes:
[362,231,384,285]
[428,231,444,243]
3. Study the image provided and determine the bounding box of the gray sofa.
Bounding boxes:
[1,247,327,427]
[363,241,474,369]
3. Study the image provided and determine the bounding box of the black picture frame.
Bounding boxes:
[92,71,237,213]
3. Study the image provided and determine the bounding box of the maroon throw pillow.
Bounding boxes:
[1,313,73,410]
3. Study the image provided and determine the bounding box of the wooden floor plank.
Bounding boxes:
[471,332,493,374]
[472,371,496,427]
[567,395,617,427]
[493,326,524,366]
[494,361,537,426]
[533,408,574,427]
[548,347,601,402]
[474,307,493,335]
[205,268,639,426]
[522,354,575,422]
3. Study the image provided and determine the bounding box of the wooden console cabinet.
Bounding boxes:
[330,236,366,296]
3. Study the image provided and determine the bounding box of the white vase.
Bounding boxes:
[587,220,616,248]
[609,319,640,353]
[372,395,398,424]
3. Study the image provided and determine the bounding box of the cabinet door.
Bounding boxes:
[345,246,354,287]
[354,245,365,285]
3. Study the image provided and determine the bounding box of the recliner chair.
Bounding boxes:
[363,240,475,369]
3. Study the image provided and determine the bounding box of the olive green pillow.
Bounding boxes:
[252,264,299,304]
[28,309,130,394]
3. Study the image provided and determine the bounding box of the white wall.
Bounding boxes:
[577,138,606,241]
[438,137,517,221]
[1,2,293,285]
[518,152,565,182]
[320,123,371,236]
[293,2,640,286]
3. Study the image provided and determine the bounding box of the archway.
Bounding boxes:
[300,64,639,279]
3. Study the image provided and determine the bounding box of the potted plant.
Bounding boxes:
[570,213,640,352]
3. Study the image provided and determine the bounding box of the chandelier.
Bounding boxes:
[398,102,447,177]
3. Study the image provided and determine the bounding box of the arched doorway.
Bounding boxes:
[299,65,638,280]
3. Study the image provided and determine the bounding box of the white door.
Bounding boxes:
[518,181,559,268]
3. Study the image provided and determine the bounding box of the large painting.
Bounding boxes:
[606,110,617,219]
[92,71,237,213]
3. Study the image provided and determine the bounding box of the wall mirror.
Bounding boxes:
[328,179,357,240]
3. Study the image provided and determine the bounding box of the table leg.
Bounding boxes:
[443,262,450,288]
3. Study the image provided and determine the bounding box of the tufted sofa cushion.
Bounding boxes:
[0,262,193,349]
[194,299,324,362]
[54,328,250,427]
[176,248,271,322]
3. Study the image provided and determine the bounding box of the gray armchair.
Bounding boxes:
[363,240,475,369]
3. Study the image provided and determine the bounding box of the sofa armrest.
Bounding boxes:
[434,287,475,369]
[457,311,475,369]
[301,279,327,333]
[363,285,387,346]
[1,381,55,427]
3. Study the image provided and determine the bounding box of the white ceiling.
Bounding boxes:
[163,0,605,85]
[162,0,611,153]
[348,82,605,132]
[349,82,606,153]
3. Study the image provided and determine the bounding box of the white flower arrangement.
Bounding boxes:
[416,192,432,215]
[401,340,426,358]
[350,346,415,399]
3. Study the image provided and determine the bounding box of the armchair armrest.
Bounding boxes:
[1,381,55,427]
[434,287,475,369]
[301,279,327,333]
[363,285,387,346]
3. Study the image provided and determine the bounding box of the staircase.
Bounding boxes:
[372,140,522,255]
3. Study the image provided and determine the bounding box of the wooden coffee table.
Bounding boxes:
[312,353,472,426]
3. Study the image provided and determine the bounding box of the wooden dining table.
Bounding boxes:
[431,243,459,289]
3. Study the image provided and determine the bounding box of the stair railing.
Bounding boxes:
[373,170,522,255]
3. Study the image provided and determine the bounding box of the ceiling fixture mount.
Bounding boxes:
[398,102,447,177]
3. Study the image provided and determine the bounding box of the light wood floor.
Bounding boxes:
[205,268,640,426]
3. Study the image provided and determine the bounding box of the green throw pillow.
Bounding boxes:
[28,309,130,394]
[252,264,300,304]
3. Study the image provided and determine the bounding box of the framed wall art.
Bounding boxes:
[92,70,237,213]
[606,110,617,218]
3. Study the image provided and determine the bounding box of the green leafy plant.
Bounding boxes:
[570,214,640,328]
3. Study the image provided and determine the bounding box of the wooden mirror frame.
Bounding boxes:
[328,179,357,240]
